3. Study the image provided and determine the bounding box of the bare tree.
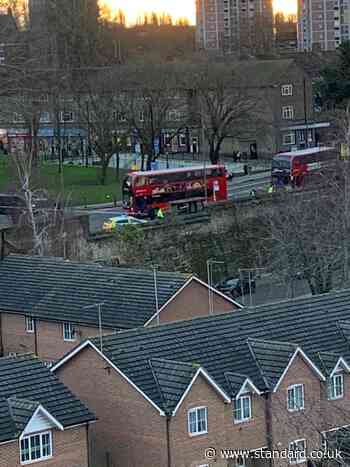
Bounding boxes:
[193,63,264,164]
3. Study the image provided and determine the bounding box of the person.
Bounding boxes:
[157,208,165,220]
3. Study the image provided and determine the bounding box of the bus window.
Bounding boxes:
[135,176,148,187]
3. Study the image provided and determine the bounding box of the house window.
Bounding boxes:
[20,431,52,464]
[63,322,76,341]
[328,373,344,400]
[60,111,74,123]
[287,384,304,411]
[281,84,293,96]
[288,439,306,464]
[40,112,51,123]
[188,407,208,435]
[233,394,252,423]
[25,316,35,334]
[282,105,294,119]
[13,113,25,123]
[283,132,296,145]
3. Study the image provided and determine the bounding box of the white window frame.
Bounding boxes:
[187,406,208,436]
[139,110,144,122]
[288,439,306,464]
[283,132,296,146]
[39,111,51,123]
[63,322,76,342]
[60,111,74,123]
[13,113,25,123]
[287,384,304,411]
[25,316,35,334]
[282,105,294,120]
[20,431,52,464]
[233,394,252,423]
[281,84,293,96]
[328,373,344,400]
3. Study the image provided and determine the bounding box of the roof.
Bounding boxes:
[130,165,224,177]
[54,288,350,415]
[0,255,190,330]
[0,354,94,443]
[234,59,297,87]
[277,146,334,157]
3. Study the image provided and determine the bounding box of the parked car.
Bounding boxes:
[215,276,256,299]
[102,215,147,232]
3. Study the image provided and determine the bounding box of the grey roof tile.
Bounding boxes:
[0,354,95,443]
[0,255,189,330]
[80,289,350,409]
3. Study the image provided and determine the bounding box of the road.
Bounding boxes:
[81,171,272,234]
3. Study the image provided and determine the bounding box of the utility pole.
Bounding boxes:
[153,265,160,325]
[207,260,224,315]
[84,302,105,353]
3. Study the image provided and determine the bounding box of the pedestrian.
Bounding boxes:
[236,151,241,163]
[157,208,165,220]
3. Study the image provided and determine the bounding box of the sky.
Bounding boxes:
[102,0,297,25]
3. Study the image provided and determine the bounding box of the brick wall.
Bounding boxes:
[56,346,168,467]
[0,425,88,467]
[0,311,111,362]
[147,280,236,326]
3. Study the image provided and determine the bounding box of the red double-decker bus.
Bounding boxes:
[272,147,337,188]
[122,165,228,216]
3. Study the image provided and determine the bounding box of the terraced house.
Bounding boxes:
[53,289,350,467]
[0,354,95,467]
[0,255,238,363]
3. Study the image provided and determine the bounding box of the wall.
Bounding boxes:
[148,279,236,326]
[56,346,168,467]
[0,425,88,467]
[0,311,111,362]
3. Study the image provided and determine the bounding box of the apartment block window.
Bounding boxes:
[283,132,296,145]
[287,384,304,411]
[288,439,306,464]
[188,407,208,435]
[233,394,252,423]
[328,373,344,400]
[281,84,293,96]
[40,112,51,123]
[63,322,76,341]
[60,111,74,123]
[20,431,52,463]
[13,113,25,123]
[25,316,35,334]
[282,105,294,119]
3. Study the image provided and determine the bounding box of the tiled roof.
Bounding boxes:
[0,354,95,442]
[0,255,190,330]
[66,289,350,414]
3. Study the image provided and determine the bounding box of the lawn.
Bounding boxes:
[0,160,127,206]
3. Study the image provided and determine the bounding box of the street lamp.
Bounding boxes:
[84,302,105,353]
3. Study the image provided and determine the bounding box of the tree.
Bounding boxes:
[72,68,127,185]
[121,64,189,170]
[193,64,263,164]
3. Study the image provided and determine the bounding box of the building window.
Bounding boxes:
[139,111,144,122]
[20,431,52,464]
[25,316,35,334]
[13,113,25,123]
[282,105,294,119]
[188,407,208,436]
[63,322,76,341]
[60,111,74,123]
[328,373,344,400]
[168,109,182,121]
[40,112,51,123]
[233,394,252,423]
[288,439,306,464]
[287,384,304,411]
[281,84,293,96]
[283,132,296,145]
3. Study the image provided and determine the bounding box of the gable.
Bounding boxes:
[146,277,238,326]
[23,407,59,436]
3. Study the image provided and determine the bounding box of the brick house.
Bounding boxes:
[53,289,350,467]
[0,255,238,362]
[0,354,95,467]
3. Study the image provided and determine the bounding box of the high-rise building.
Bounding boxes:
[196,0,274,55]
[298,0,350,51]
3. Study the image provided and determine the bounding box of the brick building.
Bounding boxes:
[0,354,95,467]
[0,255,238,363]
[54,289,350,467]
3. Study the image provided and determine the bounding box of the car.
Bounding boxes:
[102,215,147,232]
[215,276,256,299]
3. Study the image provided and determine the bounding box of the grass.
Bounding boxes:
[0,159,127,206]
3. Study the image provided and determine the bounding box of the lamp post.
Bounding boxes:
[207,260,224,315]
[84,302,105,353]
